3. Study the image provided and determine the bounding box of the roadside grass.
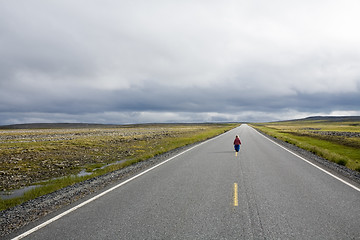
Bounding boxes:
[0,175,90,211]
[0,123,238,211]
[251,121,360,172]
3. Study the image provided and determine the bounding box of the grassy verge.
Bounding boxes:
[250,120,360,172]
[0,123,238,211]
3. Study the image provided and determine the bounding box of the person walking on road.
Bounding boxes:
[234,135,241,156]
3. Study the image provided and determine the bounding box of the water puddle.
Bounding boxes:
[0,159,128,200]
[0,185,40,200]
[77,169,93,177]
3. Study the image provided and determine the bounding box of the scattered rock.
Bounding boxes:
[311,131,360,138]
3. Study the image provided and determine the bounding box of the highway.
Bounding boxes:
[10,125,360,239]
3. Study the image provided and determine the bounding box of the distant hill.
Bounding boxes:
[0,122,213,129]
[284,116,360,123]
[302,116,360,122]
[0,123,119,129]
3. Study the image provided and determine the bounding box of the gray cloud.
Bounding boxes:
[0,0,360,125]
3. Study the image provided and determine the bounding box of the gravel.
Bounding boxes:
[1,131,360,238]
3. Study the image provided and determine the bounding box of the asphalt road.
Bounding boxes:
[11,125,360,239]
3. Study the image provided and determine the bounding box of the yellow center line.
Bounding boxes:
[234,183,238,206]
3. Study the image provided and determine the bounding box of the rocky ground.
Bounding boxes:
[310,131,360,138]
[0,127,199,191]
[1,129,360,238]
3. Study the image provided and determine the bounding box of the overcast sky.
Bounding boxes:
[1,0,359,125]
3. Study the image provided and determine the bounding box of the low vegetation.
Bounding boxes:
[251,117,360,172]
[0,123,238,210]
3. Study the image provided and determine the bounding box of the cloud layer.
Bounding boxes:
[1,0,360,124]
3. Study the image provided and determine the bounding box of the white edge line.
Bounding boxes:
[12,133,224,240]
[251,127,360,193]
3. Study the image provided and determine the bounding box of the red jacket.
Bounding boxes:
[234,137,241,145]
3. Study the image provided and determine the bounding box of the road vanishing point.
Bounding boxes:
[9,125,360,239]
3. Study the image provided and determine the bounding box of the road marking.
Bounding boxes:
[235,152,238,157]
[252,127,360,193]
[11,131,228,240]
[234,183,238,206]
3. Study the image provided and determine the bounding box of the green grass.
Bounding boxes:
[251,121,360,171]
[0,123,239,211]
